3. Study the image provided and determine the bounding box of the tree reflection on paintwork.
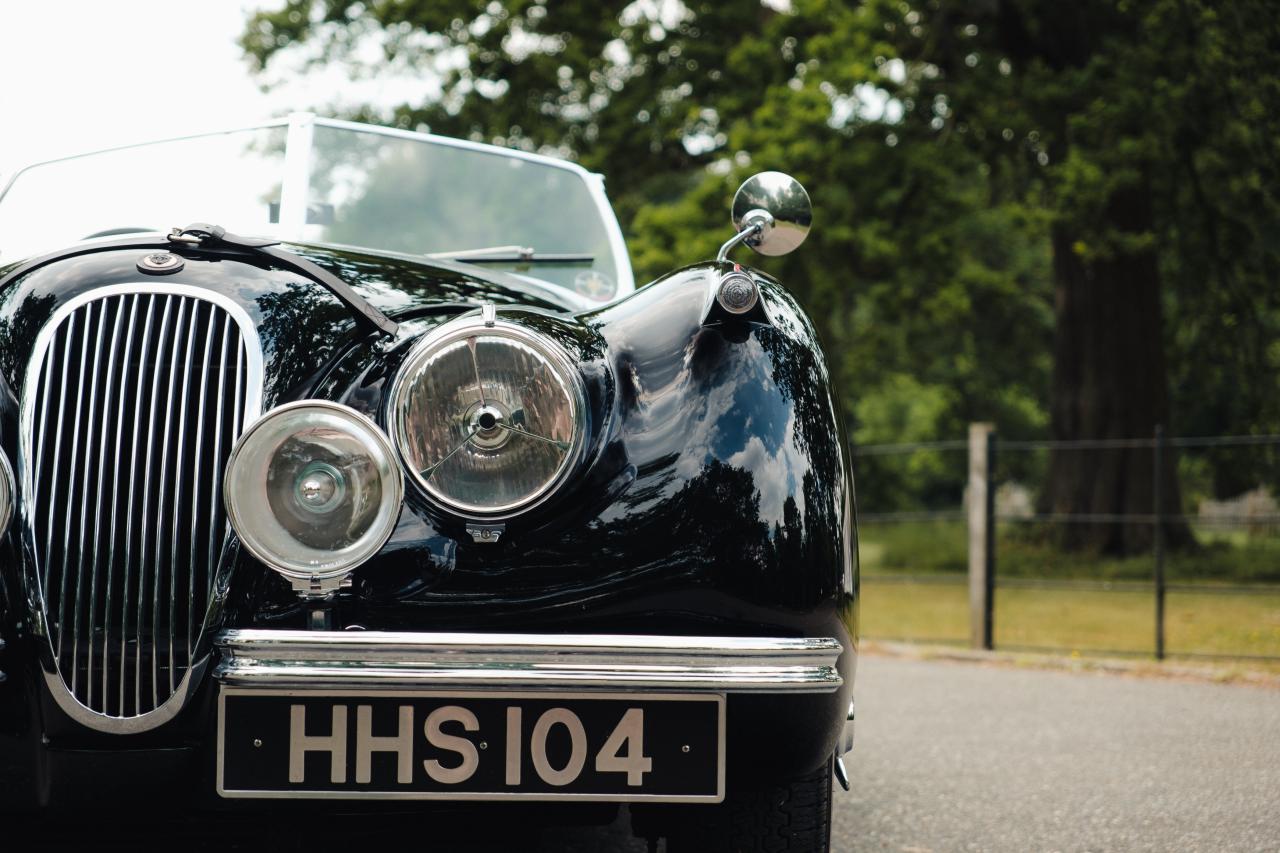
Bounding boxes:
[253,281,348,400]
[0,289,55,386]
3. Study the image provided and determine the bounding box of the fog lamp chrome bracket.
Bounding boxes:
[300,572,356,598]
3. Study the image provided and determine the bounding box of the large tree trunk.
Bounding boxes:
[1039,184,1194,555]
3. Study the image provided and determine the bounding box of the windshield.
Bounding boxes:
[0,117,632,304]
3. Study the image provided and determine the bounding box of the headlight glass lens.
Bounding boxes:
[393,318,584,515]
[224,401,402,578]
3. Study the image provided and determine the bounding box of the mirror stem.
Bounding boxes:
[716,212,773,262]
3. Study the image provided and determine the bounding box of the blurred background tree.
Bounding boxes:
[242,0,1280,555]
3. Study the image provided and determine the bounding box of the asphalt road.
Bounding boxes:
[37,654,1280,852]
[830,655,1280,853]
[544,653,1280,852]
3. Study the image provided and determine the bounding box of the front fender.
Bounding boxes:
[261,262,859,645]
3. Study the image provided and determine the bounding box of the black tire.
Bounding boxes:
[663,757,834,853]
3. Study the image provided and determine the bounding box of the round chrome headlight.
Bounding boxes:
[391,314,586,517]
[0,449,13,533]
[224,401,402,590]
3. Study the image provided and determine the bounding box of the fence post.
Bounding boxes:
[1153,424,1166,660]
[968,423,996,650]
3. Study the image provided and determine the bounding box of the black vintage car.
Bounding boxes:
[0,115,856,850]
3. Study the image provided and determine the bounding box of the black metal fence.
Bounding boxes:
[853,429,1280,662]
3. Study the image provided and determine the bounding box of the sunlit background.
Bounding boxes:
[0,3,261,175]
[0,0,434,176]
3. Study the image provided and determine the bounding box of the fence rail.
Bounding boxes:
[865,573,1280,594]
[856,433,1280,452]
[852,426,1280,661]
[861,511,1280,526]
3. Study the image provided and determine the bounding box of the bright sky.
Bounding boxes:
[0,1,287,180]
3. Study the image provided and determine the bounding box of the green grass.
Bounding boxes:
[859,519,1280,583]
[860,579,1280,659]
[857,518,1280,659]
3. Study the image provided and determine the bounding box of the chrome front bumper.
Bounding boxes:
[214,630,844,694]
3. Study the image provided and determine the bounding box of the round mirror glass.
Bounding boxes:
[731,171,813,256]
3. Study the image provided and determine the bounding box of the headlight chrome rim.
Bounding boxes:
[0,448,13,534]
[224,400,403,588]
[389,313,588,519]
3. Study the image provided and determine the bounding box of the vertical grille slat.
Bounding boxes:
[103,293,142,715]
[86,297,126,709]
[188,306,217,667]
[136,295,168,713]
[71,299,102,695]
[152,297,186,707]
[168,301,198,697]
[42,323,74,607]
[24,286,260,724]
[120,293,157,717]
[49,321,75,650]
[30,351,54,549]
[208,320,232,618]
[63,306,93,672]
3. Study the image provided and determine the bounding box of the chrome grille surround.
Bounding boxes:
[19,283,263,733]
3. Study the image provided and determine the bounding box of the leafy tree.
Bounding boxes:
[241,0,1280,554]
[856,0,1280,552]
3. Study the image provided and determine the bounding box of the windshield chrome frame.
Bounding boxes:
[0,112,635,303]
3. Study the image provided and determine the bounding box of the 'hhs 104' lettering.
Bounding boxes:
[288,704,652,788]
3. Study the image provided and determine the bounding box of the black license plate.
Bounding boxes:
[217,689,725,802]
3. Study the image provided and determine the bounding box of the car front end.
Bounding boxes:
[0,117,856,850]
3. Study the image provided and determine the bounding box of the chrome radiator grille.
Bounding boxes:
[22,285,261,723]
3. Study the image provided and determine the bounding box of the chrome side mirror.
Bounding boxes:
[718,172,812,261]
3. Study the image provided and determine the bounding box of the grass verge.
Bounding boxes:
[861,578,1280,660]
[862,639,1280,684]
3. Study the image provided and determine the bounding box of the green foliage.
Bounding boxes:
[240,0,1280,509]
[851,376,959,508]
[872,0,1280,498]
